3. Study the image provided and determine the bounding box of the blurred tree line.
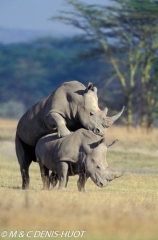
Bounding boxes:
[0,38,110,117]
[0,0,158,131]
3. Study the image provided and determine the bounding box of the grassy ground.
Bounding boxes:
[0,118,158,240]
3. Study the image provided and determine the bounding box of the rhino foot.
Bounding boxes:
[58,128,70,138]
[78,188,85,193]
[58,186,67,191]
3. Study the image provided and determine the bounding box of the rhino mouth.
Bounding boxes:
[92,128,104,136]
[94,173,109,187]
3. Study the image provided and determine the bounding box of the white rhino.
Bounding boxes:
[35,129,123,191]
[16,81,124,189]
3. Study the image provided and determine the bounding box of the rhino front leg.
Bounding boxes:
[46,112,70,138]
[57,162,69,190]
[77,172,89,192]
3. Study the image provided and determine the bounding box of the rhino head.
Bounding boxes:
[78,82,124,136]
[85,136,123,187]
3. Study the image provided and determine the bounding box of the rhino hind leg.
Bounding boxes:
[77,172,88,192]
[38,160,50,190]
[15,132,35,190]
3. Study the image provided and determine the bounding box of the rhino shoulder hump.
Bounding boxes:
[72,129,99,144]
[60,81,86,91]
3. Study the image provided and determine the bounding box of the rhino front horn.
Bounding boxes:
[105,106,125,127]
[111,106,125,123]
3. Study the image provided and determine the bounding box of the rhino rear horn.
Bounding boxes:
[103,107,108,116]
[113,171,125,179]
[109,172,124,181]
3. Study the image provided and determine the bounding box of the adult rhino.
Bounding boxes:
[16,81,124,189]
[35,129,123,191]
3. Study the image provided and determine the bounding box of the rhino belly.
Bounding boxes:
[42,157,57,172]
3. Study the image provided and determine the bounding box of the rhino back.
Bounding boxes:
[35,131,80,171]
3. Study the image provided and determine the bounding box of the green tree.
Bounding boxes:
[52,0,158,129]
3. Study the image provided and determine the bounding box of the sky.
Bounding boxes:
[0,0,109,36]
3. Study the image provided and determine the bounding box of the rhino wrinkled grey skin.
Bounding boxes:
[15,81,124,189]
[35,129,123,191]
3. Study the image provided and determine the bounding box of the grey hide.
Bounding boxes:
[15,81,124,189]
[35,128,123,191]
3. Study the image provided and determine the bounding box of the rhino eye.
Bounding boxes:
[91,158,95,163]
[96,166,100,169]
[90,111,94,116]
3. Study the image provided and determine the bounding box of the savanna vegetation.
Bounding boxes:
[0,119,158,240]
[53,0,158,130]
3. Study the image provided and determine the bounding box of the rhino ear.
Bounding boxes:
[98,137,106,146]
[86,82,97,93]
[87,82,93,91]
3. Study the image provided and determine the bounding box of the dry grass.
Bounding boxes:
[0,159,158,240]
[0,118,18,140]
[106,126,158,151]
[105,126,158,171]
[0,119,158,240]
[0,118,18,129]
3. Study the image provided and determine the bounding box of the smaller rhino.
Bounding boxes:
[35,129,123,191]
